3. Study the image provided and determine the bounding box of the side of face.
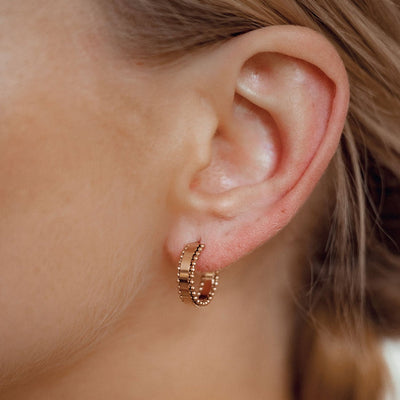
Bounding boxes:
[0,0,183,383]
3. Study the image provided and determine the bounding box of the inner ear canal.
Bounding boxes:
[190,94,281,194]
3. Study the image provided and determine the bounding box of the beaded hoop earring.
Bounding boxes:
[177,242,219,307]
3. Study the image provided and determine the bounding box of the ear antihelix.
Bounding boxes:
[190,95,280,196]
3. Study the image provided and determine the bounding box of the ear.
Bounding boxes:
[165,26,350,271]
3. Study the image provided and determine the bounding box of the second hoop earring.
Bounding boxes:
[177,242,219,307]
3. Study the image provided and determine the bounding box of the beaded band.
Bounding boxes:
[177,242,219,307]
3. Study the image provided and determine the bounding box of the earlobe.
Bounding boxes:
[166,26,349,272]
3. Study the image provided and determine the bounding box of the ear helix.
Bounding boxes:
[177,242,220,307]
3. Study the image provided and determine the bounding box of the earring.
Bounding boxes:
[177,242,220,307]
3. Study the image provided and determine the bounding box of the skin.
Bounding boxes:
[0,1,349,399]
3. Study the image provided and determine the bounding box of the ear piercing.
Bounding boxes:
[177,242,219,307]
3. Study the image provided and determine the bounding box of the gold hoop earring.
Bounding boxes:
[177,242,220,307]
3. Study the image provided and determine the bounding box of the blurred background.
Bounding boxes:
[384,340,400,399]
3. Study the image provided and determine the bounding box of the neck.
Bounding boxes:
[3,238,298,400]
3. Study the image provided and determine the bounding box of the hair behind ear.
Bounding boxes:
[291,309,387,400]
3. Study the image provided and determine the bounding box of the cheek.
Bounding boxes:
[0,88,165,383]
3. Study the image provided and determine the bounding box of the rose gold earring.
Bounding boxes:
[177,242,220,307]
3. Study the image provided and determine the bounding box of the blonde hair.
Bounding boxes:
[101,1,400,398]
